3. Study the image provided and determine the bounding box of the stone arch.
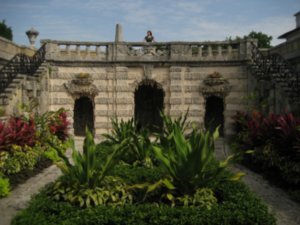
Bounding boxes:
[204,96,224,136]
[134,79,165,131]
[73,96,94,136]
[64,73,98,136]
[201,72,231,137]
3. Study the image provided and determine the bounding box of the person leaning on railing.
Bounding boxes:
[144,30,155,42]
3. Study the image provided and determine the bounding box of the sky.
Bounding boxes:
[1,0,299,47]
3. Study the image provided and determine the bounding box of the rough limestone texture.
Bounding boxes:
[1,39,259,138]
[47,64,249,138]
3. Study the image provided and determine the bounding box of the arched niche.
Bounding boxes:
[73,96,94,136]
[134,79,164,131]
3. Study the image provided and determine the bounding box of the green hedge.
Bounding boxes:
[12,181,276,225]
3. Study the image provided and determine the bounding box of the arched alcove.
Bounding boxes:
[204,96,224,136]
[134,80,164,131]
[73,96,94,136]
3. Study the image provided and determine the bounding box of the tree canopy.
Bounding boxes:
[0,20,13,41]
[226,31,273,48]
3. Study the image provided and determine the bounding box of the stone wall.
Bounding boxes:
[0,37,35,69]
[47,63,249,138]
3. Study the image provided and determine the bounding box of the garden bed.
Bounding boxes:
[12,166,276,225]
[7,158,52,189]
[11,113,276,224]
[231,110,300,203]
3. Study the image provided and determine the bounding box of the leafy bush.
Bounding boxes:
[48,110,70,141]
[45,129,132,208]
[0,176,10,197]
[1,144,42,175]
[231,110,300,199]
[132,113,244,206]
[0,117,36,152]
[103,118,153,166]
[12,181,276,225]
[0,106,70,197]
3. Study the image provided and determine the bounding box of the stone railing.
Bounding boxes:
[270,38,300,60]
[41,39,256,62]
[0,37,36,68]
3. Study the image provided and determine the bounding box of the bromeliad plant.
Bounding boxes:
[45,129,132,208]
[132,113,244,207]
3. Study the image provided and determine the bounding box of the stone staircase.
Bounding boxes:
[0,44,46,110]
[249,42,300,108]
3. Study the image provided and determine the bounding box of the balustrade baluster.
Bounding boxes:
[198,45,203,57]
[96,46,100,55]
[66,45,70,53]
[208,45,212,57]
[218,45,222,56]
[76,45,80,54]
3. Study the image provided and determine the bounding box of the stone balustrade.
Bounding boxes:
[41,39,256,62]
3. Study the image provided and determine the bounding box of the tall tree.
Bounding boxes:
[226,31,273,48]
[245,31,272,48]
[0,20,13,41]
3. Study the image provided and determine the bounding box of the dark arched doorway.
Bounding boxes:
[134,81,164,131]
[74,96,94,136]
[204,96,224,136]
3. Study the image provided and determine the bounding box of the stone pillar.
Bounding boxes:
[115,24,123,42]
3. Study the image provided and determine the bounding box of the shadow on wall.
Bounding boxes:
[204,96,224,136]
[74,96,94,136]
[134,80,164,131]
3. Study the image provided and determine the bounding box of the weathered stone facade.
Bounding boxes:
[0,28,260,138]
[34,37,254,138]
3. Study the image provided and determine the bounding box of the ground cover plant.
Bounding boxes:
[231,110,300,202]
[12,113,276,225]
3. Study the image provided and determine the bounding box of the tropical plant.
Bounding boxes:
[103,118,153,166]
[132,113,244,206]
[1,144,42,175]
[0,117,36,152]
[231,110,300,193]
[45,129,132,207]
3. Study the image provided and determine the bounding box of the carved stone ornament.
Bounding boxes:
[135,79,163,90]
[64,73,99,98]
[201,72,231,97]
[118,44,169,57]
[143,65,153,79]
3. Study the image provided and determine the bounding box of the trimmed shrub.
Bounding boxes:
[12,181,276,225]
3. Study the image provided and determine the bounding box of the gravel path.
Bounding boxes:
[216,139,300,225]
[0,138,299,225]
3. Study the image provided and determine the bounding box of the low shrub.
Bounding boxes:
[231,110,300,201]
[45,129,132,208]
[12,181,276,225]
[0,107,70,197]
[0,176,10,197]
[0,117,36,151]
